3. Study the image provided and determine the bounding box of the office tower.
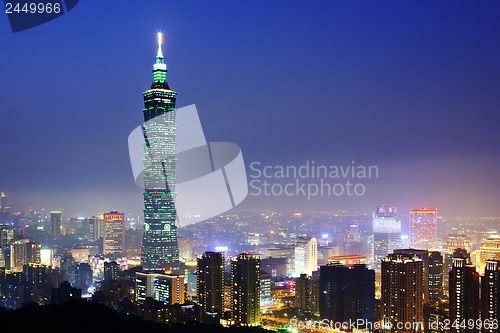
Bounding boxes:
[373,206,401,271]
[231,253,260,326]
[178,238,193,262]
[88,216,102,242]
[196,252,224,316]
[481,260,500,333]
[444,234,472,254]
[381,253,424,332]
[410,208,437,249]
[393,249,430,303]
[74,263,93,291]
[27,241,41,265]
[102,211,124,255]
[319,263,375,325]
[294,237,318,277]
[295,273,319,315]
[428,251,443,304]
[10,239,29,271]
[60,253,76,285]
[0,192,4,211]
[50,211,62,239]
[104,261,120,281]
[449,256,479,333]
[260,271,271,307]
[140,33,179,271]
[135,271,185,305]
[344,223,362,255]
[479,234,500,274]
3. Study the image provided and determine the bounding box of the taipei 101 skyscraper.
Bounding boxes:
[140,33,179,270]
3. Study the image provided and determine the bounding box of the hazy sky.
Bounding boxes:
[0,1,499,218]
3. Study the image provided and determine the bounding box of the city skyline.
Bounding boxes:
[0,1,499,217]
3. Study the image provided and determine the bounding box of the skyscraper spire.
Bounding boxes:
[153,32,167,85]
[156,32,164,63]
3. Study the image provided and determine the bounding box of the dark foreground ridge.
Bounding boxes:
[0,300,272,333]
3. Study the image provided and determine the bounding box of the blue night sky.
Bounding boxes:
[0,1,499,218]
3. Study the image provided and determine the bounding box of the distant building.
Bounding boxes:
[294,273,319,315]
[410,208,437,249]
[481,260,500,333]
[479,235,500,274]
[50,211,62,239]
[444,234,472,254]
[74,263,93,292]
[197,252,224,317]
[103,211,124,255]
[344,223,362,255]
[260,257,288,277]
[319,263,374,325]
[231,253,260,326]
[10,239,29,271]
[449,256,479,333]
[136,272,185,305]
[373,206,400,271]
[88,216,102,242]
[381,253,424,332]
[260,271,271,307]
[178,237,193,262]
[104,261,120,281]
[294,237,317,277]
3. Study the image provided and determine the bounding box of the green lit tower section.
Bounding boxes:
[141,33,179,270]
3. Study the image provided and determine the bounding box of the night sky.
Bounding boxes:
[0,1,499,218]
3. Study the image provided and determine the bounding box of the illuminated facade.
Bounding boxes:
[410,208,437,249]
[103,211,124,255]
[295,273,319,315]
[197,252,224,316]
[141,33,179,270]
[381,253,424,332]
[135,271,185,305]
[479,234,500,274]
[481,260,500,333]
[293,237,317,277]
[231,253,260,326]
[449,256,480,333]
[444,234,472,254]
[373,206,400,271]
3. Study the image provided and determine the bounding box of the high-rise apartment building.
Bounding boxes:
[449,256,480,333]
[381,253,424,332]
[197,252,224,317]
[140,34,179,270]
[103,211,124,255]
[319,263,375,325]
[231,253,260,326]
[373,206,400,271]
[410,208,437,249]
[294,273,319,315]
[481,260,500,333]
[393,249,430,304]
[428,251,443,305]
